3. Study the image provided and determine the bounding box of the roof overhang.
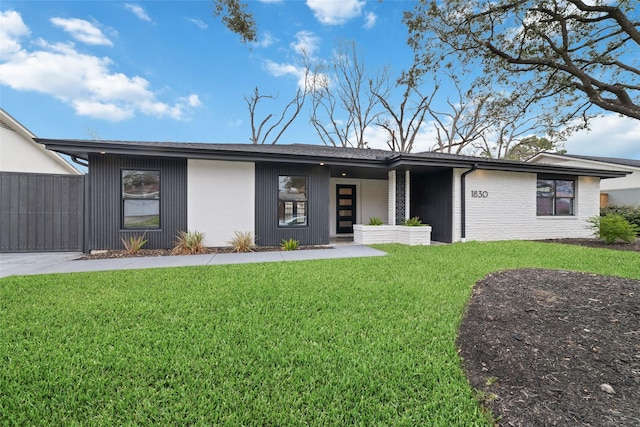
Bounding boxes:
[36,138,630,180]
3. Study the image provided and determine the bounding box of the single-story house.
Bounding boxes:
[528,153,640,207]
[34,139,629,251]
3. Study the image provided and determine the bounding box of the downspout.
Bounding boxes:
[460,163,478,242]
[71,156,89,168]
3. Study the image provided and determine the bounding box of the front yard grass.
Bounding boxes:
[1,241,638,425]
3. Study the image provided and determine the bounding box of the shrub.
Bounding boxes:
[368,217,384,225]
[403,216,425,226]
[588,214,639,244]
[173,230,206,254]
[121,232,147,254]
[601,204,640,232]
[280,238,299,251]
[228,231,255,253]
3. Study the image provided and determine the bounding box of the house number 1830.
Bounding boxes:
[471,190,489,198]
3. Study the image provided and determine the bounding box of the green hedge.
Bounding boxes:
[601,205,640,234]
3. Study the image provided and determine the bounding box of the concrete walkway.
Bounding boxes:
[0,245,386,278]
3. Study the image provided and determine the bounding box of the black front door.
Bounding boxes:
[336,185,356,234]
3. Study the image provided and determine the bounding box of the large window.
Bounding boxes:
[122,169,160,229]
[537,178,575,216]
[278,176,307,227]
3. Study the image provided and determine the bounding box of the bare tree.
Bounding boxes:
[428,78,493,155]
[310,41,389,148]
[373,67,434,153]
[245,85,307,145]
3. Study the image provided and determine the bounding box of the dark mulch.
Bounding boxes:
[541,237,640,252]
[78,245,330,260]
[458,265,640,426]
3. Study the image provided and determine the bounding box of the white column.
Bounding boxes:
[405,170,410,221]
[388,170,396,225]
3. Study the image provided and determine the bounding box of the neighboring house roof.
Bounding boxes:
[0,109,81,175]
[535,153,640,169]
[36,138,629,179]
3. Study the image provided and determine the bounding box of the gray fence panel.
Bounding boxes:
[0,172,85,252]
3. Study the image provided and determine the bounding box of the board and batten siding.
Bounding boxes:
[187,159,255,247]
[255,163,330,246]
[453,168,600,241]
[89,155,187,250]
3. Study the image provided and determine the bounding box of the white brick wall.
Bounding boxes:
[453,168,600,241]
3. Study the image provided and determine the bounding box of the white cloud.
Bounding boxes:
[291,30,320,56]
[564,114,640,159]
[306,0,365,25]
[0,11,199,122]
[124,3,151,22]
[364,12,377,29]
[185,94,202,108]
[0,10,30,54]
[187,18,208,29]
[252,31,277,48]
[51,17,112,46]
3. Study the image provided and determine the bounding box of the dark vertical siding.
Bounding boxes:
[411,170,453,243]
[0,172,85,252]
[89,155,187,250]
[255,163,329,246]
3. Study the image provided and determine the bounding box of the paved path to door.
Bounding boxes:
[0,245,386,278]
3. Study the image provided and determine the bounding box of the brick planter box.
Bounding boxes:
[353,224,432,246]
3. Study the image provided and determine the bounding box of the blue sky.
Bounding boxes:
[1,0,638,159]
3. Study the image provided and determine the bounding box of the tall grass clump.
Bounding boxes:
[172,230,206,254]
[120,232,147,254]
[228,230,255,252]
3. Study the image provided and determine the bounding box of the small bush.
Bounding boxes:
[121,232,147,254]
[173,230,206,254]
[588,214,639,244]
[368,217,384,225]
[403,216,425,226]
[228,231,255,253]
[280,238,299,251]
[601,204,640,232]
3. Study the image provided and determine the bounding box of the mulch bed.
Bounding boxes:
[78,245,330,260]
[458,239,640,426]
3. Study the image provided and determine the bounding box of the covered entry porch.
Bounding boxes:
[327,165,454,244]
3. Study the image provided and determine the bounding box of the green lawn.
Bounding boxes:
[1,241,638,426]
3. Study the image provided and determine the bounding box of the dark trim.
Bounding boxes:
[37,139,630,179]
[460,164,478,240]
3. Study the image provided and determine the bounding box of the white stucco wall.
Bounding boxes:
[187,159,255,247]
[452,168,600,241]
[0,124,79,174]
[329,177,388,236]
